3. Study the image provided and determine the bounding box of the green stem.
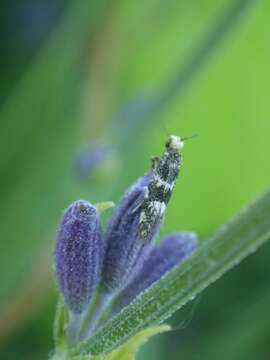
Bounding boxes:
[68,312,85,345]
[82,292,115,340]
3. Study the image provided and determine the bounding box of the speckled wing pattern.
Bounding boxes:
[139,141,181,241]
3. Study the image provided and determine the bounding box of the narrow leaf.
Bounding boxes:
[53,297,68,352]
[72,325,170,360]
[105,325,170,360]
[102,325,170,360]
[72,188,270,356]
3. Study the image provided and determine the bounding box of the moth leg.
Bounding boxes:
[131,200,143,214]
[151,156,161,169]
[131,187,148,214]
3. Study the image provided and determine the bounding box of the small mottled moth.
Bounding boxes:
[139,135,184,240]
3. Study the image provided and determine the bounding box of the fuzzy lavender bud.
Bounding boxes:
[55,200,103,314]
[118,232,198,308]
[102,174,155,291]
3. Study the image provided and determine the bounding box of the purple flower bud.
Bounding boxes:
[118,232,198,308]
[102,174,155,291]
[55,200,103,314]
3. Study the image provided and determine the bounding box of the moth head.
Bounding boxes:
[166,135,184,151]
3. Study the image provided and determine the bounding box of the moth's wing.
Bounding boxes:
[139,201,165,242]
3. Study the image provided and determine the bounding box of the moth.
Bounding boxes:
[139,135,184,240]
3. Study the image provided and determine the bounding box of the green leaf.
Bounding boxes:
[72,325,170,360]
[100,325,170,360]
[72,188,270,357]
[53,297,69,353]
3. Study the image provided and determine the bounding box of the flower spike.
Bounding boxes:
[55,200,103,314]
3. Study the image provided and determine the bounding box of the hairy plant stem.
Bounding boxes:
[68,312,86,346]
[82,291,116,340]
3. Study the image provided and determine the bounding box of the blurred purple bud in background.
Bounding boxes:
[74,142,112,179]
[55,200,103,314]
[102,173,157,291]
[117,232,198,309]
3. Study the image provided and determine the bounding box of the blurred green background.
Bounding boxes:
[0,0,270,359]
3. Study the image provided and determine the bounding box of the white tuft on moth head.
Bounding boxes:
[166,135,184,151]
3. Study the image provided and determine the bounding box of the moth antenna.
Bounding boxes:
[160,121,170,137]
[181,134,198,142]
